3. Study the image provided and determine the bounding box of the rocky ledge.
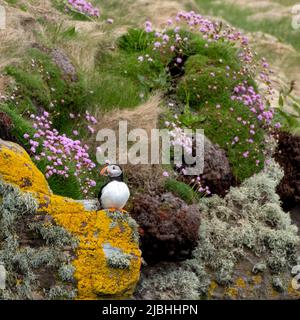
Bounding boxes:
[0,139,141,300]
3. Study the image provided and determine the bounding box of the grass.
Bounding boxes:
[37,21,79,47]
[47,168,83,199]
[194,0,300,51]
[272,0,300,5]
[90,30,169,111]
[0,103,36,149]
[5,48,88,132]
[165,178,197,204]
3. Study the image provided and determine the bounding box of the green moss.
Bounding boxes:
[164,178,196,204]
[178,66,238,106]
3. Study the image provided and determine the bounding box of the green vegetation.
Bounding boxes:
[274,87,300,135]
[2,48,99,199]
[5,48,87,132]
[90,30,169,111]
[118,28,156,53]
[177,52,264,181]
[47,168,83,200]
[0,104,36,148]
[195,0,300,51]
[165,178,197,204]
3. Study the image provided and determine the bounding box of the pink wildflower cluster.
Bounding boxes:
[69,110,98,135]
[67,0,100,17]
[231,82,274,125]
[165,115,193,155]
[140,11,277,169]
[164,115,210,196]
[23,111,97,195]
[140,11,274,100]
[142,11,254,64]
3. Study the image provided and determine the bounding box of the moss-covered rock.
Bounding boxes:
[131,192,201,263]
[0,139,141,300]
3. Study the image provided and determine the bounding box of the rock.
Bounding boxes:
[51,48,78,81]
[202,137,236,195]
[274,131,300,210]
[180,136,236,196]
[0,139,141,300]
[130,192,201,263]
[0,112,14,141]
[31,45,78,82]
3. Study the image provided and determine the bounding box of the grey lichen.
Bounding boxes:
[58,264,76,282]
[135,263,201,300]
[192,159,299,285]
[47,285,77,300]
[102,243,132,269]
[29,221,78,249]
[252,262,267,274]
[272,276,285,293]
[0,180,78,300]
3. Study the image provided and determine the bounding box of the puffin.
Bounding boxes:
[98,164,130,211]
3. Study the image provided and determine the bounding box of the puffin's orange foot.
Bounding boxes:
[108,208,117,212]
[121,209,128,213]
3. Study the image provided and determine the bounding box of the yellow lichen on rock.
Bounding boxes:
[38,194,141,299]
[0,139,141,299]
[0,139,51,195]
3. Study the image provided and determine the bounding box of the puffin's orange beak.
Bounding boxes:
[100,166,109,176]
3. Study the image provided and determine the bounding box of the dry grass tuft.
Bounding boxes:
[0,4,36,68]
[94,93,162,134]
[90,93,164,193]
[132,0,188,28]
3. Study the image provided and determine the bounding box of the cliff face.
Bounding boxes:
[0,139,141,299]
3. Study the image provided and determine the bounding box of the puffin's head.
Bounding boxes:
[100,164,123,179]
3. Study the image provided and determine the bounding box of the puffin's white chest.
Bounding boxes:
[100,181,130,210]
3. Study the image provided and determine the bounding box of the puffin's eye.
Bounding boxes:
[112,166,116,170]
